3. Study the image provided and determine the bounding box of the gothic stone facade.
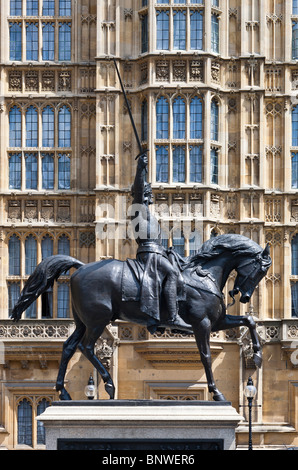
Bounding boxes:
[0,0,297,449]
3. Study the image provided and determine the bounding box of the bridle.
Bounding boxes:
[227,254,268,308]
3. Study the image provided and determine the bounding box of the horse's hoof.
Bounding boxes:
[105,382,115,400]
[59,388,72,400]
[213,392,226,402]
[253,351,262,368]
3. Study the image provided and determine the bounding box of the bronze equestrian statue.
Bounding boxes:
[10,174,271,401]
[10,61,272,402]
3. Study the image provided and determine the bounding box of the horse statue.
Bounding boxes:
[10,233,271,402]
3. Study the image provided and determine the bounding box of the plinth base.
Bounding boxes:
[37,400,243,451]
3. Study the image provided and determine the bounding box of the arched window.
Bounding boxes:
[26,106,38,147]
[17,399,32,446]
[211,148,218,184]
[211,14,219,53]
[42,154,54,189]
[9,153,22,189]
[9,23,22,60]
[57,282,69,318]
[156,97,169,139]
[173,10,186,50]
[27,0,38,16]
[292,106,298,146]
[189,231,202,256]
[190,10,203,50]
[292,234,298,317]
[58,154,71,189]
[37,399,51,445]
[58,234,70,275]
[42,106,55,147]
[42,0,55,16]
[59,0,71,16]
[190,96,203,139]
[25,153,38,189]
[26,22,38,61]
[293,21,298,60]
[173,146,185,182]
[58,234,70,255]
[9,234,20,275]
[156,145,168,183]
[10,0,22,16]
[25,235,37,275]
[42,235,53,259]
[58,106,71,147]
[292,234,298,275]
[173,97,185,139]
[211,100,219,141]
[42,22,55,60]
[141,100,148,142]
[292,153,298,189]
[58,22,71,61]
[156,10,169,50]
[189,145,202,183]
[172,232,185,256]
[41,236,54,318]
[8,282,20,317]
[9,106,22,147]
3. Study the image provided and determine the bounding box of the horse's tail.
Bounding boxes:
[11,255,85,322]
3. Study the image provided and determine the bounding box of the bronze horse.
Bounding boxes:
[11,234,271,402]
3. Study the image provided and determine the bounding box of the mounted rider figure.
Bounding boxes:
[130,153,179,333]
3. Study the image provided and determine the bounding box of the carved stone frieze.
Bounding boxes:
[41,70,55,91]
[211,60,220,84]
[57,200,71,222]
[25,71,39,92]
[291,199,298,222]
[173,60,186,81]
[41,200,54,222]
[24,200,38,221]
[189,59,203,82]
[156,60,170,81]
[58,71,72,91]
[8,71,22,92]
[8,200,21,221]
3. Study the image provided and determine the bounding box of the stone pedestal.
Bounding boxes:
[37,400,243,451]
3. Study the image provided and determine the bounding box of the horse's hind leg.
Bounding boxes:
[79,327,115,399]
[56,320,86,400]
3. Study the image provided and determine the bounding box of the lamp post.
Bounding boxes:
[244,376,257,450]
[84,374,96,400]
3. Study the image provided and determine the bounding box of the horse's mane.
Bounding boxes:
[187,234,264,267]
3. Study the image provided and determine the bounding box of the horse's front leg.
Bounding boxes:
[193,317,226,402]
[214,314,262,368]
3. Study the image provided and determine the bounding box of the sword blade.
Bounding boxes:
[113,58,143,155]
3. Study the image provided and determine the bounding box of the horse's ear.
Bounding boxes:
[263,243,270,257]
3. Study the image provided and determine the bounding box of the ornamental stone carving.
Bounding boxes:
[156,60,169,81]
[189,60,203,81]
[8,71,22,92]
[173,60,186,81]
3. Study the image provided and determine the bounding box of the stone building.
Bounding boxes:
[0,0,297,449]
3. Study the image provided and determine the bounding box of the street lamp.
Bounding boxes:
[244,376,257,450]
[84,374,96,400]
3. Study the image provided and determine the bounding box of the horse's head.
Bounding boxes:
[230,244,272,304]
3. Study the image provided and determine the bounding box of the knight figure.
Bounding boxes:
[130,153,182,334]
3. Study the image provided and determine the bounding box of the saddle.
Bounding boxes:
[121,256,186,304]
